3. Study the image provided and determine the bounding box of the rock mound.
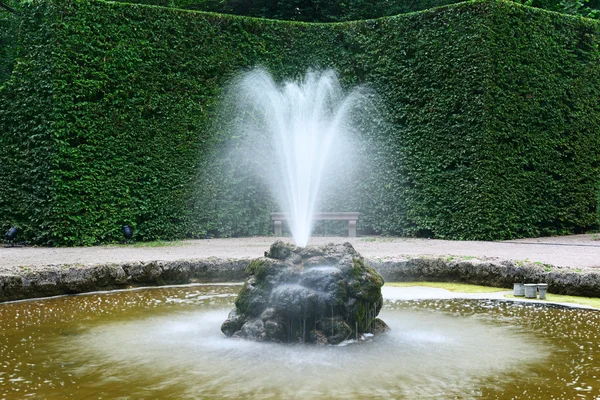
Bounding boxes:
[221,241,388,344]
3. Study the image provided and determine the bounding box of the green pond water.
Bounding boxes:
[1,284,599,399]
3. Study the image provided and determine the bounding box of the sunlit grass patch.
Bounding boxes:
[385,281,506,293]
[504,293,600,309]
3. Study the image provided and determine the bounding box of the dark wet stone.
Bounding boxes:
[309,329,328,345]
[221,242,387,344]
[221,309,245,337]
[265,241,295,260]
[264,320,287,342]
[320,316,353,345]
[373,318,391,334]
[240,319,266,340]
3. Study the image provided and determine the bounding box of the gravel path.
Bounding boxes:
[1,234,599,270]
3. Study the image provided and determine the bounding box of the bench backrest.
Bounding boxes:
[270,212,359,221]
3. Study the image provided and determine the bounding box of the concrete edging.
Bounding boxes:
[375,256,600,296]
[1,255,599,302]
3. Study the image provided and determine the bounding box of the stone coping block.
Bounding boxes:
[1,255,599,302]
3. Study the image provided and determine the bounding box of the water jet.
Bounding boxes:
[226,68,366,247]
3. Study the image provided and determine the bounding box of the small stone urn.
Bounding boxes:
[537,283,548,300]
[524,284,538,299]
[513,283,525,297]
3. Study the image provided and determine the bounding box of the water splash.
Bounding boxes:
[228,69,365,246]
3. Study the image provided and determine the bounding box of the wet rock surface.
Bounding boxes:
[221,241,388,344]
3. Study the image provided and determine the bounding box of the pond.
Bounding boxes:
[1,284,598,399]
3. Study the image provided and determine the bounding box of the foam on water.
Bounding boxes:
[59,305,546,398]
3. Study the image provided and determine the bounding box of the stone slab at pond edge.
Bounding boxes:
[1,251,600,302]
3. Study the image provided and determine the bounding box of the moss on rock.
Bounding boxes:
[221,242,387,344]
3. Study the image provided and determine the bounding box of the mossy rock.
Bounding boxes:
[222,242,387,344]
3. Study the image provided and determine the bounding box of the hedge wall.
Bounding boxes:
[0,1,20,85]
[119,0,466,21]
[120,0,600,21]
[481,2,600,238]
[0,0,598,245]
[396,1,600,239]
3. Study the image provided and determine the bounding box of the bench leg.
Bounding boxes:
[348,220,357,237]
[274,220,282,236]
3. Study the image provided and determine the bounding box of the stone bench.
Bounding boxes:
[270,212,360,237]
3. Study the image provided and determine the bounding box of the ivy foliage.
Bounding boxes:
[0,0,599,245]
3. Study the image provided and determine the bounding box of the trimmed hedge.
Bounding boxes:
[394,1,600,239]
[0,1,20,85]
[120,0,600,21]
[0,0,599,245]
[120,0,467,21]
[513,0,600,19]
[481,2,600,238]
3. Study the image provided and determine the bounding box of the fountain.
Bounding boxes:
[226,68,366,246]
[2,69,599,398]
[222,69,388,343]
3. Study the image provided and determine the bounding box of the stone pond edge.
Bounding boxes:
[1,255,599,302]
